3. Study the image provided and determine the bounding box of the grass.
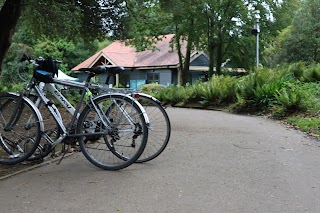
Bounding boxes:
[285,116,320,139]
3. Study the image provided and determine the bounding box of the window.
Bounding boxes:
[147,73,160,83]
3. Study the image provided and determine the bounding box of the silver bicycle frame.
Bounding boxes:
[51,78,150,125]
[31,77,150,146]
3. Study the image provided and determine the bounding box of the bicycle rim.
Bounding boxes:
[77,94,148,170]
[0,95,41,165]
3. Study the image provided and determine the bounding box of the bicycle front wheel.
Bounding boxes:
[77,94,148,170]
[0,94,41,165]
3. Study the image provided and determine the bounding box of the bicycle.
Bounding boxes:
[27,78,171,163]
[0,57,149,170]
[25,61,171,163]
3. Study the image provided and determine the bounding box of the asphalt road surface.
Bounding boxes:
[1,107,320,213]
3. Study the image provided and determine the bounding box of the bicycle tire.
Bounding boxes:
[134,94,171,163]
[0,94,42,165]
[7,93,62,161]
[77,94,148,170]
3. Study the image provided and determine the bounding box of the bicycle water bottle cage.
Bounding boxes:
[34,70,54,83]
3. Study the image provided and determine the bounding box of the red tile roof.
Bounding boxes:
[72,34,188,70]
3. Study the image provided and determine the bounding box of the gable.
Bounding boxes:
[91,53,114,67]
[94,57,113,66]
[190,54,209,67]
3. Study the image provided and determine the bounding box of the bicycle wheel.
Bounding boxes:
[134,94,171,163]
[0,94,42,165]
[77,94,148,170]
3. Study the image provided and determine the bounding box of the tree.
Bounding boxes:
[261,0,300,67]
[102,0,298,83]
[285,0,320,63]
[125,0,204,85]
[200,0,250,75]
[263,26,293,67]
[166,0,202,85]
[0,0,24,74]
[0,0,126,74]
[262,0,319,66]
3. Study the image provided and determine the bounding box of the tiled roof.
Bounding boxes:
[72,34,187,70]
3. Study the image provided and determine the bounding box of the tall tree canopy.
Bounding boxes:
[263,0,320,66]
[0,0,299,78]
[285,0,320,63]
[125,0,297,83]
[0,0,126,74]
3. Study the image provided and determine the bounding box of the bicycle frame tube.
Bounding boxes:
[43,83,77,118]
[49,78,111,135]
[52,78,150,125]
[33,85,67,134]
[51,78,150,133]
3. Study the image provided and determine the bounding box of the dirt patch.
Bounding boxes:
[0,161,41,177]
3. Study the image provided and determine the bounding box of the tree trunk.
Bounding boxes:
[207,13,215,77]
[0,0,24,74]
[208,40,215,77]
[182,43,191,85]
[175,27,184,85]
[216,42,223,75]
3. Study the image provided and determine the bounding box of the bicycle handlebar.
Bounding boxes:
[78,66,124,75]
[20,54,61,66]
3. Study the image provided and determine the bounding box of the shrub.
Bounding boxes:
[154,85,188,105]
[236,68,294,109]
[302,64,320,82]
[287,62,305,79]
[140,83,167,95]
[274,82,307,116]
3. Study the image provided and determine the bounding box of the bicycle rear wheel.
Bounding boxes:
[0,94,42,165]
[77,94,148,170]
[134,94,171,163]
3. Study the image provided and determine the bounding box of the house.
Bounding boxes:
[72,34,211,88]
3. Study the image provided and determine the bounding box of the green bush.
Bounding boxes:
[199,75,236,106]
[302,64,320,82]
[140,83,167,95]
[274,82,307,117]
[287,62,305,79]
[2,43,34,85]
[154,85,188,105]
[236,68,294,108]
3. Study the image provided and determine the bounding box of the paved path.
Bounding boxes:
[1,108,320,213]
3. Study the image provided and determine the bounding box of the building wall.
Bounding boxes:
[124,69,173,87]
[152,69,171,86]
[74,53,208,86]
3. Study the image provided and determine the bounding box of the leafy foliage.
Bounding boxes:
[140,83,167,94]
[19,0,127,41]
[264,0,320,66]
[274,82,307,116]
